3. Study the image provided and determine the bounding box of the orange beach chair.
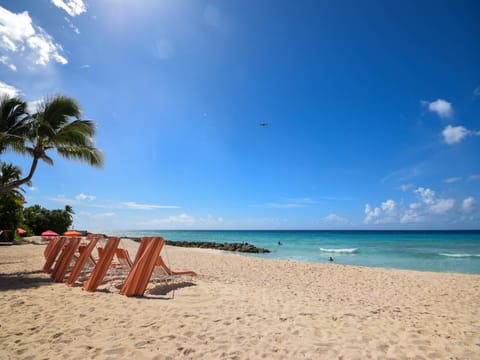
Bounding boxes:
[120,237,165,297]
[83,236,120,292]
[43,237,66,273]
[66,235,101,286]
[51,237,81,282]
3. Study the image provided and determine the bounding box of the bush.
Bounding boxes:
[23,205,74,235]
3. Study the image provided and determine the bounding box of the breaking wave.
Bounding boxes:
[438,253,480,258]
[319,247,358,254]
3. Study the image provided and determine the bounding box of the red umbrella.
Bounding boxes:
[64,230,82,236]
[41,230,59,236]
[16,228,27,235]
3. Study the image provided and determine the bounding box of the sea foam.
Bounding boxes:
[438,253,480,258]
[319,247,358,254]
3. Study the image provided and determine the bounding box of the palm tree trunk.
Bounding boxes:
[0,157,39,194]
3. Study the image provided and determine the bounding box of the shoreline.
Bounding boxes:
[22,236,480,276]
[1,242,479,358]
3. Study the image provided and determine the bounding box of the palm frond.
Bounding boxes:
[41,95,81,130]
[56,146,104,167]
[40,154,54,166]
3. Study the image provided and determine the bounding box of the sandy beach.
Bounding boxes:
[1,239,479,359]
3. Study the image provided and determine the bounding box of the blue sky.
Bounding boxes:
[1,0,479,230]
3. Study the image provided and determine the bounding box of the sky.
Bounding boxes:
[0,0,479,231]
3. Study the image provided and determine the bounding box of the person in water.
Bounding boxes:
[278,241,282,246]
[328,257,334,262]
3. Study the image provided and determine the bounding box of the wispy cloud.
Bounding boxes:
[400,183,414,192]
[474,86,480,97]
[0,81,19,97]
[322,213,350,225]
[0,55,16,71]
[468,174,480,182]
[51,0,86,17]
[75,193,96,201]
[443,177,462,184]
[422,99,453,119]
[120,201,180,210]
[64,16,80,34]
[140,213,224,227]
[0,6,67,68]
[258,197,317,209]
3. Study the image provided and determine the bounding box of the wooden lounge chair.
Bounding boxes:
[43,236,60,259]
[51,237,81,282]
[43,237,66,273]
[116,248,133,270]
[120,237,165,297]
[155,255,197,279]
[66,236,101,286]
[83,236,120,292]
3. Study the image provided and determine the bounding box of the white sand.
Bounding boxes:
[1,239,479,359]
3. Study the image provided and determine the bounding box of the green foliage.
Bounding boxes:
[0,94,103,195]
[23,204,74,235]
[0,162,25,239]
[0,192,24,238]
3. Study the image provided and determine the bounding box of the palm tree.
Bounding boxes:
[0,95,30,154]
[0,95,104,194]
[0,162,27,202]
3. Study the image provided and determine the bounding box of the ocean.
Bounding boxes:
[108,230,480,274]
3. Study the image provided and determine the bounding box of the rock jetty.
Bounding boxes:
[128,238,270,253]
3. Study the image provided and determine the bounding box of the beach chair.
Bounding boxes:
[116,248,133,270]
[83,236,120,292]
[43,236,66,273]
[66,236,101,286]
[43,236,60,259]
[120,237,165,297]
[51,237,81,282]
[155,255,197,280]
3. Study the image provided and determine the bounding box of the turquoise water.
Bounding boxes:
[108,230,480,274]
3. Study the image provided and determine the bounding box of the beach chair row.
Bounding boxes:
[43,235,197,297]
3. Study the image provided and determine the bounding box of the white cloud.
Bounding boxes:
[429,198,455,214]
[381,199,396,213]
[51,0,86,17]
[442,125,469,144]
[0,7,67,68]
[365,187,468,225]
[443,177,462,184]
[121,201,180,210]
[0,55,16,70]
[96,212,115,217]
[75,193,96,201]
[142,213,196,226]
[323,213,349,225]
[27,98,43,113]
[468,174,480,182]
[64,16,80,34]
[423,99,453,118]
[474,86,480,97]
[364,204,381,224]
[0,80,19,97]
[414,187,436,205]
[260,197,317,209]
[461,197,476,214]
[400,183,414,192]
[442,125,480,144]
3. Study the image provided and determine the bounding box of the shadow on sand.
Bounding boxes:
[0,270,52,291]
